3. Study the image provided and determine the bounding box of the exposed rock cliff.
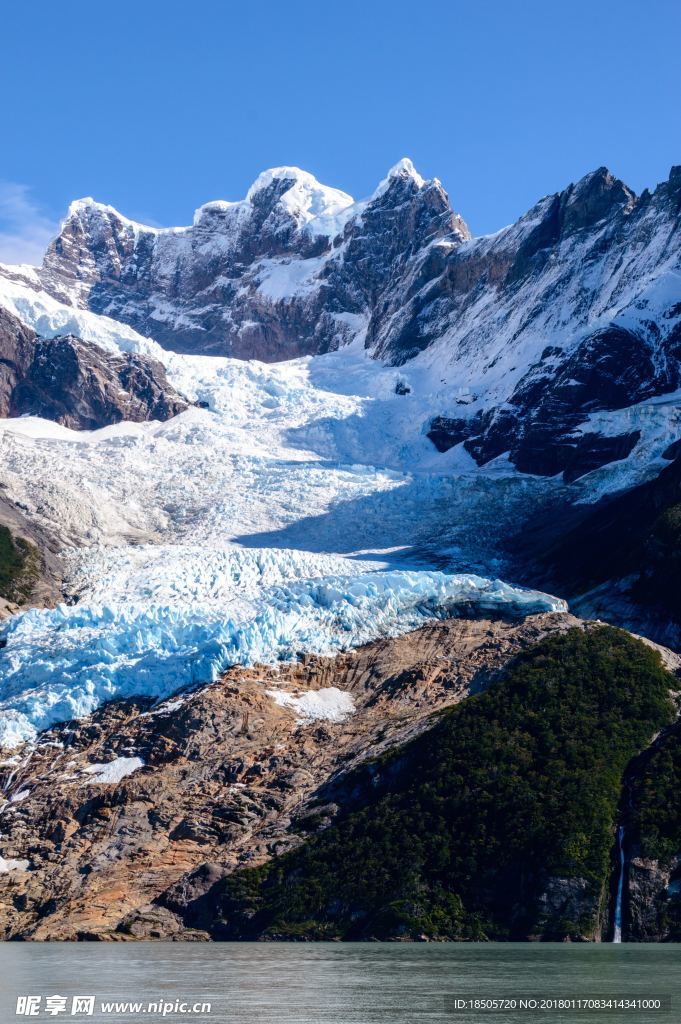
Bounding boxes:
[0,305,188,429]
[12,335,188,430]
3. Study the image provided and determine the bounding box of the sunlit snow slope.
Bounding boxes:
[0,298,566,747]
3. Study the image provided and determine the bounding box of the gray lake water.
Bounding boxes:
[0,944,679,1024]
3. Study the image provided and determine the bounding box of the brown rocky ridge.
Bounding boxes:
[0,611,590,941]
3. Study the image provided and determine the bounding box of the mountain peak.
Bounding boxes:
[570,165,633,198]
[244,167,354,227]
[372,157,426,199]
[560,166,635,232]
[64,197,157,235]
[65,197,119,223]
[246,166,320,199]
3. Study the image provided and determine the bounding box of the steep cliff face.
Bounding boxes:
[624,718,681,941]
[512,452,681,649]
[0,307,35,413]
[11,335,188,430]
[0,305,187,429]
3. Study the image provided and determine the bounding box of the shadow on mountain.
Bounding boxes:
[234,462,557,574]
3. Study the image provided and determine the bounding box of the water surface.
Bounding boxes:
[0,943,678,1023]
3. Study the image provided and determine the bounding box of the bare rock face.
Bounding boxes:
[0,307,36,413]
[0,612,580,940]
[626,854,680,941]
[0,305,188,430]
[11,335,188,430]
[535,876,605,941]
[512,452,681,650]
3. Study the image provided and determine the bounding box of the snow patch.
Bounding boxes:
[268,686,355,723]
[256,255,327,301]
[82,757,145,784]
[0,855,29,873]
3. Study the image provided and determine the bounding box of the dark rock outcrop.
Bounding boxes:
[510,453,681,645]
[0,305,188,430]
[11,335,188,430]
[428,321,677,480]
[0,495,63,615]
[0,306,36,410]
[626,854,680,942]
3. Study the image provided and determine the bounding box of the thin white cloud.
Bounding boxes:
[0,181,59,266]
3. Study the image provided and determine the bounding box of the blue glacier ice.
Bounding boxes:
[0,570,566,749]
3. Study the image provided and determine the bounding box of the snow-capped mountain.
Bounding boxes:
[0,156,679,738]
[0,159,680,944]
[22,159,466,361]
[2,158,679,481]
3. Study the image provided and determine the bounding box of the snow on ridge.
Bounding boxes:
[248,165,354,219]
[267,686,355,724]
[65,197,186,237]
[63,169,357,242]
[0,855,30,873]
[0,273,166,360]
[82,756,144,784]
[371,157,427,199]
[0,569,565,750]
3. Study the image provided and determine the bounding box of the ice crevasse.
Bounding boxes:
[0,569,566,749]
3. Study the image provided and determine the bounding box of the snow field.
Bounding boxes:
[0,284,569,748]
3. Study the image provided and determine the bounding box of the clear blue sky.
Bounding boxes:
[1,0,679,262]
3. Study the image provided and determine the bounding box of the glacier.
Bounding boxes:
[0,569,565,749]
[0,280,573,750]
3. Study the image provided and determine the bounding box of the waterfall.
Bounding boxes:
[613,825,625,943]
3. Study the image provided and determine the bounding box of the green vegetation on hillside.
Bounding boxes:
[206,627,676,942]
[630,725,681,864]
[628,722,681,941]
[635,502,681,621]
[0,526,39,604]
